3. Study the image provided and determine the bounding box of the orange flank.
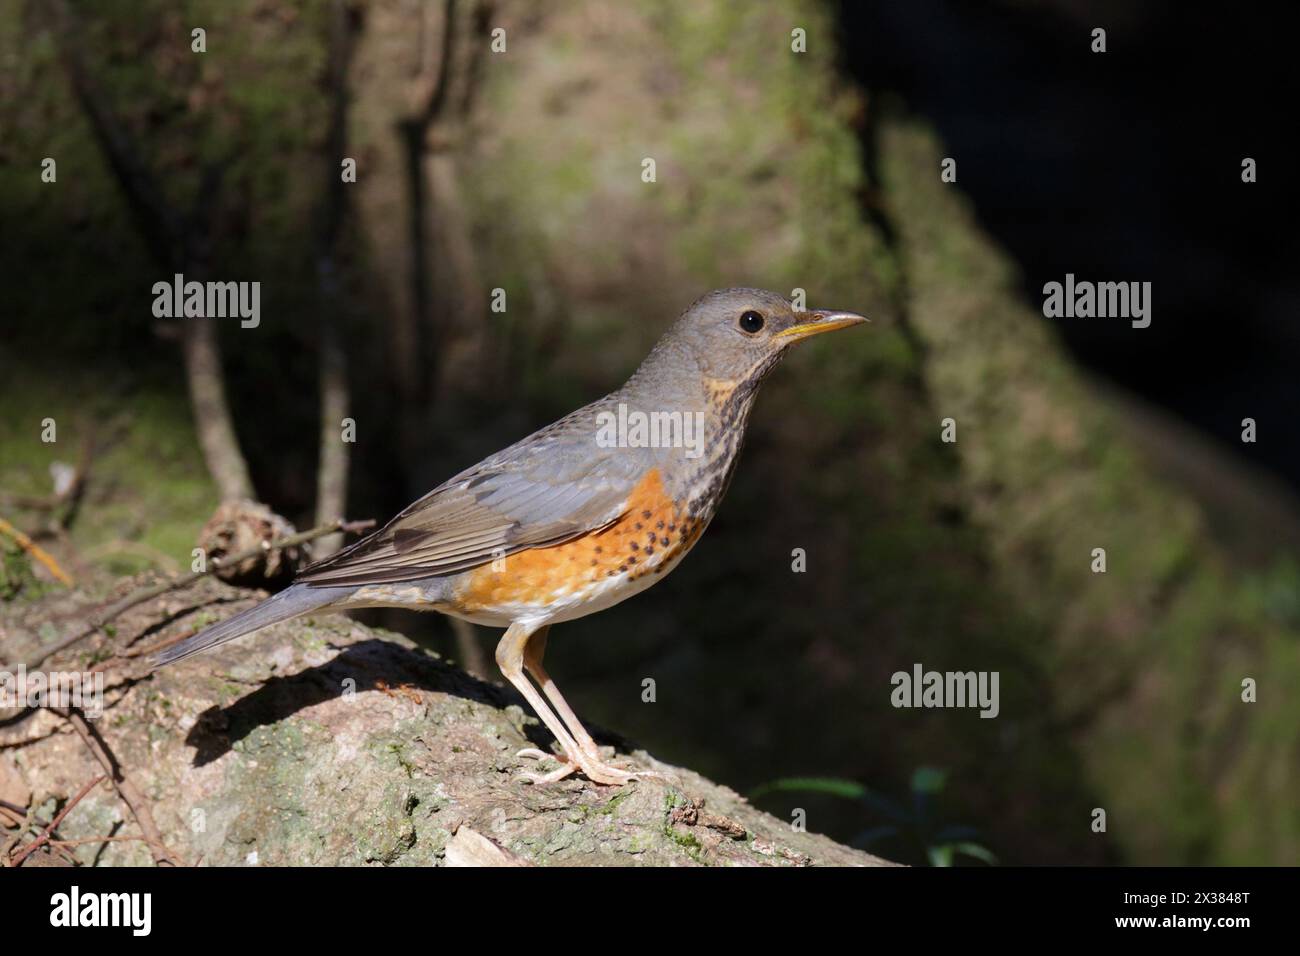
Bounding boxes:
[451,468,705,613]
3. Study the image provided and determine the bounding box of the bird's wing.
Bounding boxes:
[297,404,644,586]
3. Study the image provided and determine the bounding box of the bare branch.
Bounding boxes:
[9,773,106,867]
[17,518,375,670]
[181,317,256,501]
[55,708,181,867]
[0,516,73,586]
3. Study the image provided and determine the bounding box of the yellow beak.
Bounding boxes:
[772,309,870,342]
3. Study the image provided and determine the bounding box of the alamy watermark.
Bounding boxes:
[151,272,261,328]
[1042,273,1151,328]
[50,886,151,936]
[0,665,105,718]
[595,402,705,458]
[891,663,999,719]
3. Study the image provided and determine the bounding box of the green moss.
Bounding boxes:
[0,369,217,583]
[880,114,1300,864]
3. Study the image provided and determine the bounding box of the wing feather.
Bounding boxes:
[297,406,647,587]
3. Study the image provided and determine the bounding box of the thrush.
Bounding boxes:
[155,288,867,785]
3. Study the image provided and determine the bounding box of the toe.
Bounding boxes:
[516,747,555,761]
[519,762,577,785]
[577,761,639,786]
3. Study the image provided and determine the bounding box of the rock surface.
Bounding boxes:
[1,579,890,867]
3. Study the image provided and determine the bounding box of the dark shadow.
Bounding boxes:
[184,637,631,766]
[837,0,1300,491]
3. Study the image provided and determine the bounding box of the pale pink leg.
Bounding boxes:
[495,622,649,786]
[522,625,661,784]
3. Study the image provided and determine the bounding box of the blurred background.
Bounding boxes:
[1,0,1297,865]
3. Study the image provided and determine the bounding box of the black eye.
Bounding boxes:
[738,310,765,334]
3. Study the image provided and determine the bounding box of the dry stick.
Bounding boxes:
[0,814,34,863]
[47,833,153,850]
[0,802,26,826]
[55,708,181,867]
[117,626,197,664]
[83,623,197,674]
[3,826,79,868]
[182,318,256,502]
[0,516,74,586]
[9,773,106,867]
[19,518,375,670]
[314,326,350,559]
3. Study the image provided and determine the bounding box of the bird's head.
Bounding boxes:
[658,287,868,388]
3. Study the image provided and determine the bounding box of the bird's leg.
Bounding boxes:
[495,622,584,783]
[495,622,644,786]
[522,625,661,784]
[522,626,602,761]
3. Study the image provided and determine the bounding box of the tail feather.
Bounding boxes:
[152,584,350,668]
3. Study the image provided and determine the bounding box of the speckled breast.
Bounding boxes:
[443,468,710,625]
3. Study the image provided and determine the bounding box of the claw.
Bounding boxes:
[515,746,576,784]
[515,747,555,761]
[577,748,668,784]
[519,762,578,784]
[515,742,657,786]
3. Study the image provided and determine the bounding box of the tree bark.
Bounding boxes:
[180,319,256,502]
[312,0,363,555]
[42,0,255,504]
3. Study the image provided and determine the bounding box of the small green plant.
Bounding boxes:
[751,766,997,866]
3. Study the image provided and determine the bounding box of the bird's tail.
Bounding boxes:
[152,584,351,668]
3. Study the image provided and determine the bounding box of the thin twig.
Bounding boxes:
[130,627,198,664]
[0,808,36,863]
[47,833,152,850]
[55,707,182,867]
[0,805,26,829]
[18,518,374,670]
[0,516,73,586]
[8,773,106,867]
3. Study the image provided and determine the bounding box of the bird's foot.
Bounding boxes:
[514,747,578,784]
[515,746,661,787]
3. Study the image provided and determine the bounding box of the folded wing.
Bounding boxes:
[298,408,640,586]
